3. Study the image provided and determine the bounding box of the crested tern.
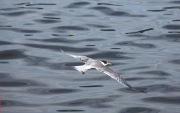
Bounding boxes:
[60,50,139,90]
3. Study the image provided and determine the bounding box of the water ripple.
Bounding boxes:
[0,27,42,33]
[143,96,180,105]
[2,100,35,107]
[120,107,159,113]
[135,84,180,93]
[0,49,25,60]
[0,10,35,16]
[138,70,171,76]
[56,98,114,108]
[88,51,133,59]
[28,88,80,95]
[65,2,90,8]
[90,6,146,17]
[163,25,180,30]
[23,43,95,52]
[34,18,60,24]
[115,41,156,49]
[52,26,89,32]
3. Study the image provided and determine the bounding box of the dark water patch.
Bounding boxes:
[164,13,173,15]
[143,96,180,105]
[126,34,146,38]
[0,72,44,87]
[0,73,12,81]
[85,44,96,46]
[57,109,84,112]
[156,34,180,42]
[12,28,42,33]
[125,77,166,81]
[0,61,9,63]
[169,59,180,65]
[170,1,180,4]
[42,12,61,16]
[65,2,90,8]
[31,37,103,44]
[43,17,61,19]
[100,29,116,31]
[23,7,44,10]
[79,85,103,88]
[0,79,43,87]
[110,48,121,49]
[87,24,110,28]
[85,38,104,41]
[2,100,36,107]
[125,28,154,34]
[30,37,102,44]
[24,55,71,70]
[78,14,97,17]
[163,6,180,9]
[74,76,109,81]
[0,25,12,27]
[0,27,42,33]
[34,19,60,24]
[168,31,180,33]
[57,98,113,108]
[52,34,74,37]
[90,6,127,16]
[97,3,122,6]
[172,19,180,21]
[0,7,24,11]
[163,25,180,30]
[147,9,166,12]
[138,70,171,76]
[25,3,56,6]
[0,40,12,45]
[24,34,33,36]
[88,51,133,59]
[120,107,159,113]
[30,38,77,43]
[163,34,180,42]
[90,6,146,17]
[14,2,30,5]
[115,41,156,49]
[0,10,35,16]
[24,43,95,52]
[24,55,48,66]
[0,49,25,60]
[28,88,80,95]
[47,62,74,70]
[119,87,147,93]
[135,84,180,93]
[53,26,89,32]
[121,66,150,71]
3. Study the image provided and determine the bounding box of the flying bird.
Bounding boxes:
[60,50,141,91]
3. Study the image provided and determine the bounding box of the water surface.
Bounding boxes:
[0,0,180,113]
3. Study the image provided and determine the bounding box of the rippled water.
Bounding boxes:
[1,0,180,113]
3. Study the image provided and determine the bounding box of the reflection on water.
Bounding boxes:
[0,0,180,113]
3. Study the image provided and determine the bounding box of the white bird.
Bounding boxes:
[60,50,137,90]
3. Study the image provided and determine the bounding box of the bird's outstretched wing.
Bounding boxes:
[60,49,90,63]
[96,66,133,89]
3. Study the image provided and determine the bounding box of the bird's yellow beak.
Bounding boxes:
[107,62,112,66]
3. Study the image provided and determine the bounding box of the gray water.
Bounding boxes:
[0,0,180,113]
